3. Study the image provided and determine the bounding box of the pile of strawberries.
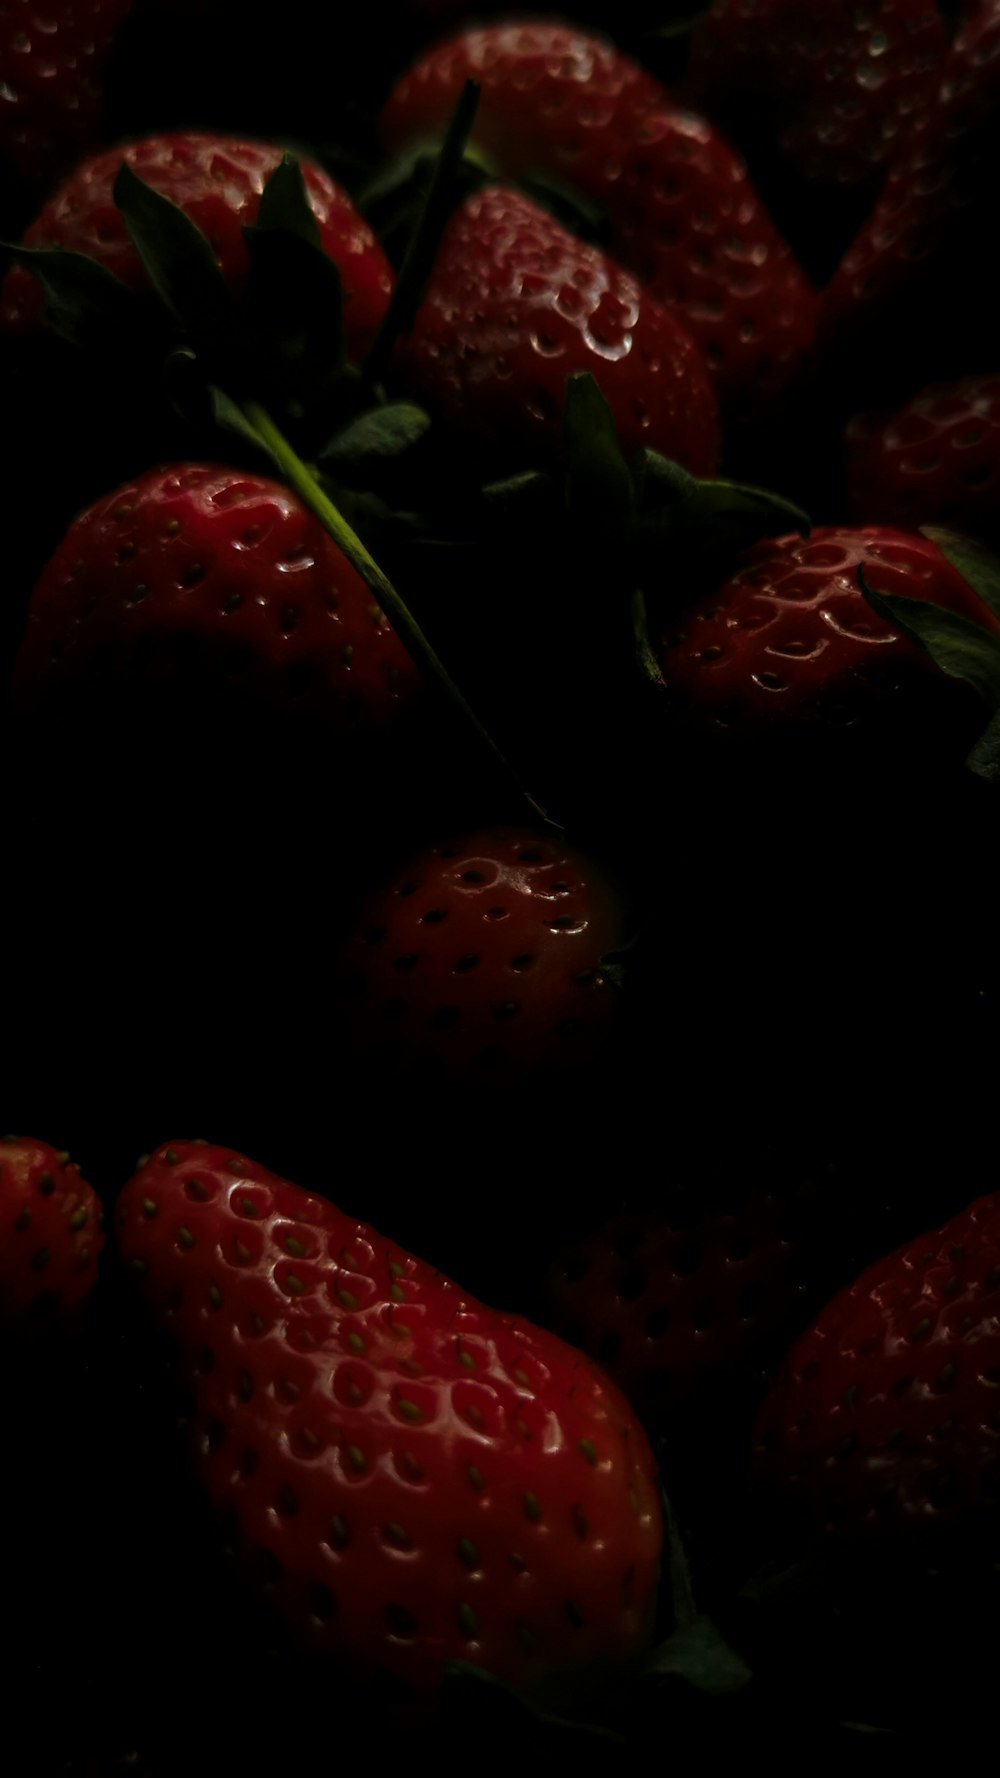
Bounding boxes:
[3,1,1000,1767]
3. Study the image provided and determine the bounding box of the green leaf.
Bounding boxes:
[563,370,635,546]
[857,567,1000,709]
[255,152,321,248]
[635,448,810,550]
[0,241,143,348]
[645,1616,752,1697]
[921,526,1000,626]
[114,161,233,338]
[966,706,1000,780]
[319,402,431,469]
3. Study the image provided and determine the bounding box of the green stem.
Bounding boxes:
[632,587,666,688]
[243,400,554,825]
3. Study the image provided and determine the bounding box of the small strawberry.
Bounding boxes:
[681,0,949,192]
[379,21,818,418]
[823,2,1000,386]
[655,523,999,750]
[0,0,135,207]
[334,826,625,1088]
[844,374,1000,542]
[542,1173,829,1421]
[751,1187,1000,1544]
[0,1136,104,1325]
[114,1140,663,1708]
[0,128,394,363]
[393,182,720,474]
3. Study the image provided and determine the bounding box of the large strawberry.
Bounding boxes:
[392,182,720,474]
[0,128,394,362]
[333,825,625,1091]
[844,374,1000,542]
[113,1139,664,1710]
[11,459,421,756]
[0,1136,104,1326]
[379,21,818,418]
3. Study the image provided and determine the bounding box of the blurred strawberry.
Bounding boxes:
[844,374,1000,541]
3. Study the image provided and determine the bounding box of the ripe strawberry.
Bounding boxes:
[334,826,625,1088]
[751,1188,1000,1544]
[844,374,1000,542]
[0,1136,104,1325]
[393,183,720,474]
[11,459,420,748]
[542,1173,828,1421]
[682,0,948,191]
[655,523,999,746]
[114,1139,663,1707]
[379,21,818,418]
[0,128,393,363]
[823,2,1000,380]
[0,0,135,205]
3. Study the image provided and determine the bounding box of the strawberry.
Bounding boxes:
[844,374,1000,542]
[542,1174,829,1422]
[0,128,394,363]
[0,0,135,208]
[751,1187,1000,1545]
[681,0,949,192]
[0,1136,104,1325]
[334,825,625,1090]
[11,459,421,751]
[379,21,818,418]
[113,1139,664,1709]
[393,182,720,474]
[822,2,1000,390]
[655,523,999,748]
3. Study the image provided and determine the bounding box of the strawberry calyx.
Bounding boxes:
[858,526,1000,780]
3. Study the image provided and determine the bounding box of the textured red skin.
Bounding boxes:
[379,22,816,415]
[682,0,948,189]
[0,1137,104,1322]
[544,1186,819,1416]
[11,462,420,733]
[0,0,135,195]
[115,1141,663,1703]
[655,524,1000,737]
[0,130,394,365]
[752,1191,1000,1537]
[845,375,1000,541]
[336,827,624,1086]
[825,2,1000,336]
[394,183,720,474]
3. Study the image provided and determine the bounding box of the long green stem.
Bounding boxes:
[243,400,553,824]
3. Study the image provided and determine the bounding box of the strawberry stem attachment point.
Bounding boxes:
[238,398,555,825]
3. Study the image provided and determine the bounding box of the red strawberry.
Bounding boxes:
[682,0,948,191]
[823,2,1000,371]
[114,1139,663,1707]
[0,1136,104,1325]
[11,459,420,746]
[844,374,1000,542]
[379,21,818,418]
[751,1188,1000,1543]
[393,182,720,474]
[0,129,393,363]
[655,523,999,746]
[542,1173,828,1421]
[0,0,135,202]
[334,826,625,1088]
